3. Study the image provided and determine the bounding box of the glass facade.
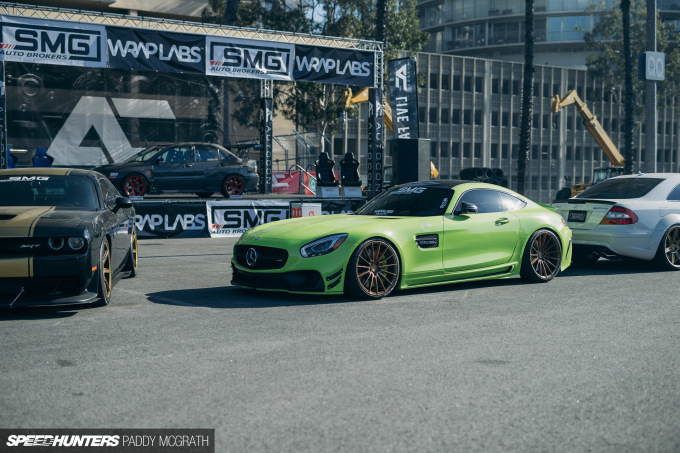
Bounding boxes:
[419,0,617,56]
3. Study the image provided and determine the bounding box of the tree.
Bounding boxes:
[584,0,680,117]
[202,0,428,148]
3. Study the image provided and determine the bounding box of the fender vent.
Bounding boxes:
[0,214,16,221]
[415,234,439,249]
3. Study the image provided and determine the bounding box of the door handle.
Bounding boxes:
[495,217,510,225]
[183,163,194,168]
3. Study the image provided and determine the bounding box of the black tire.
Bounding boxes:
[520,229,562,283]
[195,192,214,198]
[93,239,113,306]
[221,174,245,197]
[122,229,138,278]
[654,224,680,270]
[345,238,400,300]
[122,173,148,197]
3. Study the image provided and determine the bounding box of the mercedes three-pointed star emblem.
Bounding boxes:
[246,247,258,267]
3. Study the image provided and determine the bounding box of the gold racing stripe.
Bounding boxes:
[0,207,53,238]
[0,258,30,277]
[0,207,55,277]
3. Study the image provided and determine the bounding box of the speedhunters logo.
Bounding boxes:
[2,429,214,451]
[0,16,105,67]
[206,37,293,80]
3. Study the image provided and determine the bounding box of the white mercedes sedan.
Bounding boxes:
[553,173,680,269]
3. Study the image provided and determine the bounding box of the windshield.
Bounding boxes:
[357,185,454,216]
[576,177,664,199]
[125,145,164,162]
[0,175,99,209]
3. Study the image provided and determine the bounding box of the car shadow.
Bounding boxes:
[147,277,534,309]
[146,286,357,309]
[0,307,80,321]
[561,258,662,277]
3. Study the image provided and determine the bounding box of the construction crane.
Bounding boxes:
[342,88,393,134]
[551,89,625,197]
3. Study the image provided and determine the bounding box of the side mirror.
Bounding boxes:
[115,197,133,209]
[155,157,164,164]
[454,201,478,215]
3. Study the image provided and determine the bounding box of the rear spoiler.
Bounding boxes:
[537,202,557,212]
[552,199,616,205]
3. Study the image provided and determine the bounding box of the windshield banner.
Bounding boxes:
[0,16,106,67]
[293,45,374,87]
[107,26,205,74]
[388,57,419,139]
[206,37,294,81]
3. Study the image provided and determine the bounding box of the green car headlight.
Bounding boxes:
[300,234,348,258]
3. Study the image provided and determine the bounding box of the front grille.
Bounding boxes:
[0,238,85,257]
[0,277,82,302]
[234,245,288,270]
[231,264,324,292]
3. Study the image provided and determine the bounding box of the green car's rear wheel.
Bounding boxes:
[655,224,680,270]
[520,229,562,283]
[346,238,400,299]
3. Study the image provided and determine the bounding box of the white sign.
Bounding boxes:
[0,16,106,67]
[206,37,293,81]
[206,200,290,237]
[645,51,665,81]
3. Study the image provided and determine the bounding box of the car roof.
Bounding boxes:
[394,179,471,189]
[0,168,98,178]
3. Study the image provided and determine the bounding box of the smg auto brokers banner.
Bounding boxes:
[0,15,375,85]
[206,200,290,238]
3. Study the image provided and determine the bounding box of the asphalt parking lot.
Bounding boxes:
[1,237,679,452]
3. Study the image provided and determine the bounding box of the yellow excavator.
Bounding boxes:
[342,88,394,134]
[551,89,625,197]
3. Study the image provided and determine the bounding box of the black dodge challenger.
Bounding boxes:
[0,168,138,308]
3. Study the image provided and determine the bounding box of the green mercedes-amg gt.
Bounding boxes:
[231,180,572,299]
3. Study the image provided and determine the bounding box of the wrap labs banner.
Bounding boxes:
[207,200,290,237]
[206,36,294,81]
[134,202,209,239]
[388,57,419,139]
[0,16,106,67]
[107,26,204,74]
[294,45,374,87]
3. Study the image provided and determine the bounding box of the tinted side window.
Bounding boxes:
[157,146,191,163]
[194,146,222,162]
[500,192,527,211]
[98,177,119,209]
[668,184,680,201]
[456,190,504,214]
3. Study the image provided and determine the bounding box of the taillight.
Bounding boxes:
[600,206,638,225]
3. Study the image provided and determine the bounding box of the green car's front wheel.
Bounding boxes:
[346,238,401,299]
[520,229,562,283]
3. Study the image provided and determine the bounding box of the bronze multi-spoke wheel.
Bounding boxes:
[123,229,139,278]
[520,229,562,283]
[655,225,680,270]
[346,238,400,299]
[95,239,113,306]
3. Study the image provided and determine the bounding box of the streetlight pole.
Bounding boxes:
[646,0,657,172]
